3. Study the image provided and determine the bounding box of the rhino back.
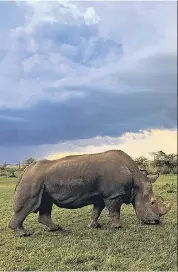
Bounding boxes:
[40,158,104,207]
[20,150,142,208]
[36,151,134,207]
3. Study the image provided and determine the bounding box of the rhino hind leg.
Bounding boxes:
[9,199,42,237]
[38,191,62,231]
[8,210,33,237]
[88,202,105,228]
[104,198,122,228]
[8,183,44,237]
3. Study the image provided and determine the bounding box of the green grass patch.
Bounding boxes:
[0,175,177,271]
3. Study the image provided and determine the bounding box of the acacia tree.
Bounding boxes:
[134,156,149,168]
[150,151,166,168]
[1,161,7,170]
[163,154,177,172]
[150,151,177,173]
[23,157,36,168]
[25,157,36,163]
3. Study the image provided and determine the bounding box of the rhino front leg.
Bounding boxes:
[105,199,122,228]
[38,192,62,231]
[88,202,105,228]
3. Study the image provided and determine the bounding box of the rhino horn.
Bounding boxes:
[147,172,159,183]
[155,195,172,216]
[164,202,172,214]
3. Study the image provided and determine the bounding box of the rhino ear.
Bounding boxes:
[147,172,160,183]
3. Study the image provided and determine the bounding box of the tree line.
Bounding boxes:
[0,152,177,178]
[0,157,36,177]
[134,151,177,174]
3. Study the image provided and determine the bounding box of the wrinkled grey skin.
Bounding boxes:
[8,150,171,237]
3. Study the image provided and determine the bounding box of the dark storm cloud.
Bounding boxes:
[0,89,176,147]
[0,1,176,162]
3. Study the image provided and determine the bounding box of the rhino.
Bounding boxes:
[8,150,171,237]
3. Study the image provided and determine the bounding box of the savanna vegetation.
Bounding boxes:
[0,151,177,179]
[0,173,177,271]
[134,151,177,175]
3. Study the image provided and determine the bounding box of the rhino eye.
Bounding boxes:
[151,200,156,205]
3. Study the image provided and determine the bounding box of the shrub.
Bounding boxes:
[145,165,159,175]
[6,168,16,178]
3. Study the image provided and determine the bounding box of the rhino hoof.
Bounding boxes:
[16,230,32,237]
[112,224,122,229]
[47,225,63,232]
[88,222,101,228]
[114,225,122,229]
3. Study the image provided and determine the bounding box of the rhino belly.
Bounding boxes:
[52,193,102,209]
[49,189,103,209]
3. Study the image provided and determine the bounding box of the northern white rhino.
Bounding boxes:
[8,150,171,237]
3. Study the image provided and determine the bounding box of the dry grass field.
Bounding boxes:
[0,174,177,271]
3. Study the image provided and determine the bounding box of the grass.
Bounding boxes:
[0,174,177,271]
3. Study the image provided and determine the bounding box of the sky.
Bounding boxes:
[0,1,177,163]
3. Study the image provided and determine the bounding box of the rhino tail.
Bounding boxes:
[32,183,45,214]
[14,161,37,192]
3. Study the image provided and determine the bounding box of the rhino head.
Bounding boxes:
[133,173,171,225]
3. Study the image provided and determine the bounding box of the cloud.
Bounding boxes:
[0,88,176,149]
[0,1,176,162]
[47,129,177,160]
[0,1,176,107]
[0,129,176,164]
